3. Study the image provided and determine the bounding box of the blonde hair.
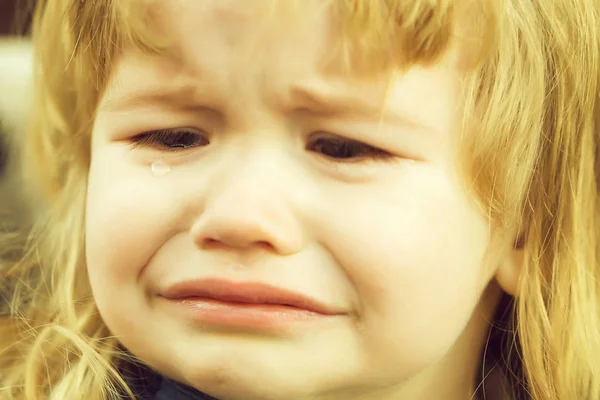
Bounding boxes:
[1,0,599,399]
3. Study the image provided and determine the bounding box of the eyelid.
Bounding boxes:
[130,127,204,140]
[129,127,208,150]
[312,124,426,163]
[307,132,397,164]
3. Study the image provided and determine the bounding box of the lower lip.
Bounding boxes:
[163,297,332,330]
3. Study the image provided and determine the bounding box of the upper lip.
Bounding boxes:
[160,278,343,316]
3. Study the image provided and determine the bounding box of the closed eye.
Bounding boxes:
[129,128,208,150]
[307,134,394,163]
[128,129,393,163]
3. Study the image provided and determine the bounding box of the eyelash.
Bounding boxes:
[130,128,209,150]
[306,135,393,162]
[129,128,394,163]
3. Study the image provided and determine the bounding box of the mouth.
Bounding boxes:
[159,279,344,330]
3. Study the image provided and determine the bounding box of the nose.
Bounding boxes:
[189,149,304,256]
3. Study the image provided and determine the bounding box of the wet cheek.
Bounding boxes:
[85,175,178,286]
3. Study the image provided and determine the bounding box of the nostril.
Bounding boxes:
[256,240,275,252]
[201,237,222,248]
[199,237,275,252]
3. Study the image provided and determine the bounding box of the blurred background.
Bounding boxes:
[0,0,34,230]
[1,0,33,318]
[0,1,18,35]
[0,0,32,35]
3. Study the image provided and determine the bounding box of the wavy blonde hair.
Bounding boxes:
[1,0,599,399]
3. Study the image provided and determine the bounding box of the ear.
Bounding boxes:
[494,240,524,297]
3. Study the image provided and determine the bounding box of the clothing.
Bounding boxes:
[122,362,218,400]
[153,378,218,400]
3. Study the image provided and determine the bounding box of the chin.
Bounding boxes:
[184,373,319,400]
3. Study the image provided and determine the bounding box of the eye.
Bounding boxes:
[130,128,208,150]
[307,134,393,162]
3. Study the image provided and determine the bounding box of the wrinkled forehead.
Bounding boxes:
[99,0,473,132]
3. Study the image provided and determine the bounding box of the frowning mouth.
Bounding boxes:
[160,279,344,330]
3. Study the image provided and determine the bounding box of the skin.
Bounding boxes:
[86,1,518,399]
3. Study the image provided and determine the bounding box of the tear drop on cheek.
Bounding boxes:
[151,160,171,178]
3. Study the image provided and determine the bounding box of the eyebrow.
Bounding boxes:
[99,81,435,134]
[287,84,435,134]
[98,83,201,113]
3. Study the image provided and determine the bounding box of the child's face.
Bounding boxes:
[86,1,503,399]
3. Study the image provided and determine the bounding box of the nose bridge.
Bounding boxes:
[190,144,304,255]
[217,144,289,200]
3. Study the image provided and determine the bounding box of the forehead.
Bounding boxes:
[147,0,337,71]
[105,0,380,110]
[123,0,477,78]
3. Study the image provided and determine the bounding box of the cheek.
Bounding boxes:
[84,161,180,330]
[320,167,490,369]
[86,182,162,279]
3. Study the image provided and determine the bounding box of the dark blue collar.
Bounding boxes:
[119,361,218,400]
[154,378,218,400]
